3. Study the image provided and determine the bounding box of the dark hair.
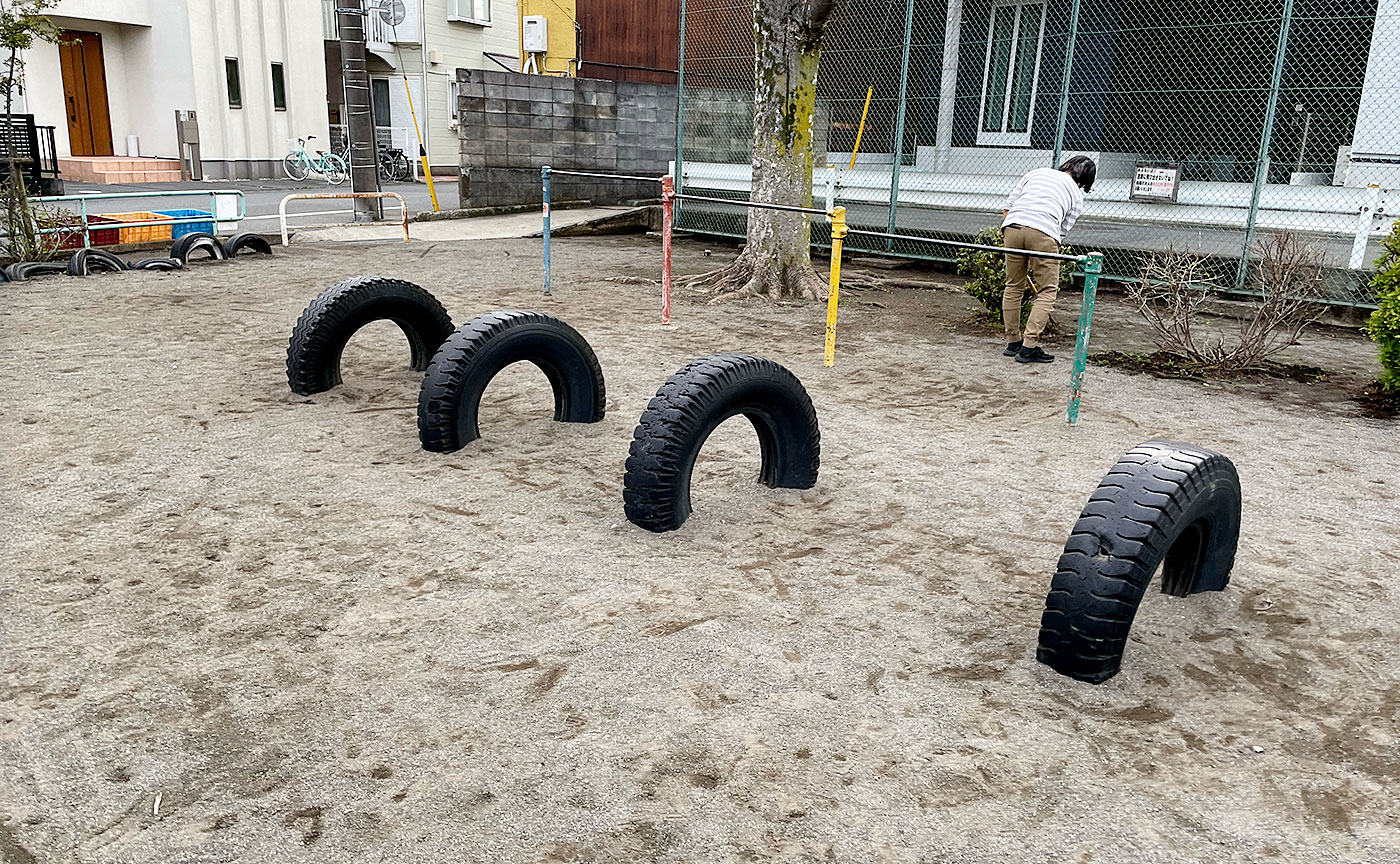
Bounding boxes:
[1059,155,1097,192]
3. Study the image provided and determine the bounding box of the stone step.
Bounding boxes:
[58,157,184,185]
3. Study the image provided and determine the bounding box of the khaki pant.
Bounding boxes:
[1002,224,1060,347]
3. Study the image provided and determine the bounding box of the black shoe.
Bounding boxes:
[1003,340,1023,357]
[1016,345,1055,364]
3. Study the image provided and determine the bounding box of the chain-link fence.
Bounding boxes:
[676,0,1392,305]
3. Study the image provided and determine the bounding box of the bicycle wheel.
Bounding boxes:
[323,154,349,185]
[283,153,309,181]
[378,152,396,182]
[392,152,412,181]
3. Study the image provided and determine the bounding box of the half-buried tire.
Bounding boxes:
[287,276,455,396]
[417,310,606,452]
[1036,440,1242,684]
[5,261,69,281]
[132,257,184,272]
[67,248,129,276]
[223,232,273,257]
[623,354,820,533]
[171,232,226,264]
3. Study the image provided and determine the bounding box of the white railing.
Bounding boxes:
[322,0,338,39]
[324,1,419,45]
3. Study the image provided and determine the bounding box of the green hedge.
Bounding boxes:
[1367,224,1400,392]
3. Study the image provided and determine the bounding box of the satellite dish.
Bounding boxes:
[376,0,407,26]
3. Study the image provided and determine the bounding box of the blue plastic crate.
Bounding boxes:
[153,209,214,239]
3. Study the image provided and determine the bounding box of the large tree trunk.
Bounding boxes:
[707,0,838,301]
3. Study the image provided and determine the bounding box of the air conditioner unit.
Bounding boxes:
[523,15,548,53]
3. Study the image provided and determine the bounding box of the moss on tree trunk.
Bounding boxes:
[699,0,838,301]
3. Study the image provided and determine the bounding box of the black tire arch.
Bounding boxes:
[417,310,606,453]
[286,276,455,396]
[1037,440,1242,684]
[5,261,69,281]
[623,353,820,533]
[224,232,273,257]
[67,248,129,276]
[132,257,184,271]
[171,232,226,264]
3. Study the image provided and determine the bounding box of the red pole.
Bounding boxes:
[661,175,674,326]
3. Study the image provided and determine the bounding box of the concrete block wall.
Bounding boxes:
[456,69,678,207]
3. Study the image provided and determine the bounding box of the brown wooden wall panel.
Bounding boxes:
[576,0,680,85]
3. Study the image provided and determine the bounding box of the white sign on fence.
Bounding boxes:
[1130,162,1182,203]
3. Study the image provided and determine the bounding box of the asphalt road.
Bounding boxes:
[53,176,460,232]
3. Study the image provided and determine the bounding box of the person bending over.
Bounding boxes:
[999,156,1096,364]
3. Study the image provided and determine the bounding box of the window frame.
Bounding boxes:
[449,0,491,25]
[271,62,287,111]
[977,0,1047,147]
[450,80,461,123]
[225,57,242,109]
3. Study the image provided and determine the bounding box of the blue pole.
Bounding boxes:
[542,165,552,296]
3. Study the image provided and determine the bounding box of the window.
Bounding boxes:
[450,0,490,24]
[450,80,460,123]
[978,0,1045,146]
[271,62,287,111]
[225,58,242,108]
[371,78,392,128]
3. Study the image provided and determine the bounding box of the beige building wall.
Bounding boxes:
[24,0,328,177]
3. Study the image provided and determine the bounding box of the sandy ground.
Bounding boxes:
[1,236,1398,864]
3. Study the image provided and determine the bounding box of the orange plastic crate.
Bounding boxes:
[104,211,174,244]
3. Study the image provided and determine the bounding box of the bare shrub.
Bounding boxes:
[1128,232,1327,373]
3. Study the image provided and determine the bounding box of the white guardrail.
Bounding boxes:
[677,161,1394,269]
[278,192,410,246]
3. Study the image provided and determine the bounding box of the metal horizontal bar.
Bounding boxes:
[845,228,1088,263]
[37,190,245,203]
[673,193,829,216]
[30,215,223,233]
[545,169,663,183]
[580,59,679,76]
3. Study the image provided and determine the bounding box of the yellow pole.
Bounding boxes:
[824,206,848,367]
[849,86,873,170]
[403,77,441,212]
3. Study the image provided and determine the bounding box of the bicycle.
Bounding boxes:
[283,137,348,185]
[378,147,412,182]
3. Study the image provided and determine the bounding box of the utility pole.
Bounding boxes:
[338,0,381,221]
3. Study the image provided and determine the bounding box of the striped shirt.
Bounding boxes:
[1001,168,1085,243]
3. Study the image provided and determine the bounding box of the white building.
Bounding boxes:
[21,0,329,182]
[322,0,522,173]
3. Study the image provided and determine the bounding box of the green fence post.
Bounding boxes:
[674,0,688,201]
[1051,0,1083,168]
[1066,252,1104,426]
[884,0,915,247]
[1237,0,1296,289]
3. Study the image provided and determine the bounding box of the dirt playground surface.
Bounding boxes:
[2,236,1398,863]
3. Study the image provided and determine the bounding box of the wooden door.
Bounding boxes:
[58,31,114,157]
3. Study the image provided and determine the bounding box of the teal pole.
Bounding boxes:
[1237,0,1296,289]
[1066,252,1103,426]
[542,165,552,296]
[1051,0,1083,167]
[884,0,915,245]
